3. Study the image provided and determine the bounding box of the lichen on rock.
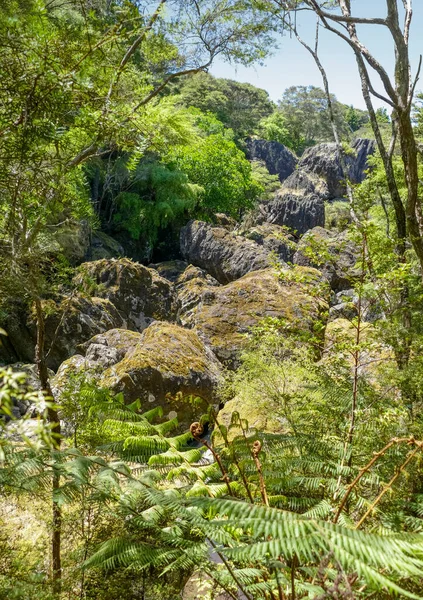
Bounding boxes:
[185,266,330,367]
[99,321,222,427]
[73,257,177,330]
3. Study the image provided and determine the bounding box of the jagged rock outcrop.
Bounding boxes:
[1,259,177,369]
[0,295,124,370]
[266,191,325,236]
[263,139,374,235]
[245,138,297,182]
[73,258,177,330]
[180,220,288,284]
[264,169,326,235]
[98,322,222,427]
[297,138,375,199]
[182,267,329,367]
[293,226,359,292]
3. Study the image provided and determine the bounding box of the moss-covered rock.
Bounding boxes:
[175,265,220,328]
[40,295,124,370]
[188,267,330,367]
[73,258,177,330]
[88,231,124,260]
[100,322,222,426]
[53,219,90,265]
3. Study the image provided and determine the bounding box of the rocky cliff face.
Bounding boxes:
[297,138,375,199]
[178,266,329,367]
[263,138,375,236]
[180,220,289,283]
[245,138,298,182]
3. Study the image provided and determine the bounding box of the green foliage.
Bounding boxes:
[275,85,368,154]
[256,110,298,150]
[276,85,346,153]
[175,72,274,140]
[345,104,369,132]
[112,159,202,245]
[170,133,263,218]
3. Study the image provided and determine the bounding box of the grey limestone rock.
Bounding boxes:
[297,138,375,199]
[263,138,374,236]
[245,138,298,182]
[180,220,276,284]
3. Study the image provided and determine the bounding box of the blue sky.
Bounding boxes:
[210,0,423,110]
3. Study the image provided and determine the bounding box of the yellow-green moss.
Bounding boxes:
[102,322,215,385]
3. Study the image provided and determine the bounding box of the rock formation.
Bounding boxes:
[179,266,330,367]
[180,220,288,283]
[263,138,375,236]
[245,138,297,181]
[73,258,177,329]
[297,138,375,199]
[99,322,222,427]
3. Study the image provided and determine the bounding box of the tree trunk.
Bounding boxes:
[35,297,62,596]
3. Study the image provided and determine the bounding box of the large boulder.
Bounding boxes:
[263,139,374,235]
[297,138,375,199]
[264,170,326,235]
[180,221,287,284]
[293,227,359,292]
[245,138,297,182]
[73,258,176,330]
[41,295,124,370]
[100,322,222,426]
[175,265,220,328]
[183,267,330,367]
[266,191,325,236]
